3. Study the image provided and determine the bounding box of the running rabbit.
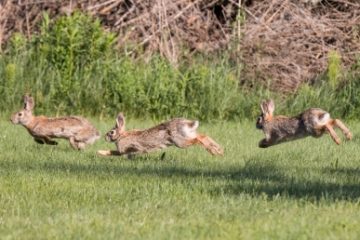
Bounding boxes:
[97,112,224,157]
[11,95,100,150]
[256,99,352,148]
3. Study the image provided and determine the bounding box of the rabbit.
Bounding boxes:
[256,99,352,148]
[97,112,224,157]
[11,95,100,150]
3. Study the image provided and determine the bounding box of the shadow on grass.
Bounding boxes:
[220,177,360,201]
[215,157,360,201]
[1,154,360,201]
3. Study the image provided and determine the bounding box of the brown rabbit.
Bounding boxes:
[256,99,352,148]
[11,95,100,150]
[97,113,223,157]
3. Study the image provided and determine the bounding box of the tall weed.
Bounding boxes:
[0,12,360,121]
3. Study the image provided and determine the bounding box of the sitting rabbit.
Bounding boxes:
[11,95,100,150]
[256,99,352,148]
[97,113,223,157]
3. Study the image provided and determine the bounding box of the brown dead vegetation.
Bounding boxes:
[0,0,359,92]
[242,0,360,92]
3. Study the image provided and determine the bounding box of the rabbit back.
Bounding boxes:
[29,116,99,142]
[116,118,199,154]
[263,108,329,143]
[263,116,308,143]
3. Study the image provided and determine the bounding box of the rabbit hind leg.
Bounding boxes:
[324,124,341,145]
[332,119,352,140]
[194,134,223,156]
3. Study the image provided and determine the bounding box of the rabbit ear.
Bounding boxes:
[260,100,268,114]
[266,99,275,115]
[260,99,275,116]
[116,112,125,132]
[23,95,34,111]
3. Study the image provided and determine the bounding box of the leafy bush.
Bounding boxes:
[1,12,360,122]
[0,13,248,121]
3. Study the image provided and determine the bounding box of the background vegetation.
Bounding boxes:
[0,12,359,121]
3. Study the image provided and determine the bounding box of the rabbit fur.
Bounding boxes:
[256,99,352,148]
[11,95,100,150]
[97,113,224,157]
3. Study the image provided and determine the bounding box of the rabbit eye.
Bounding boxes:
[18,113,22,117]
[110,130,116,135]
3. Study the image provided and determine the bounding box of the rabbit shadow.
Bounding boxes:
[215,157,360,201]
[1,153,360,201]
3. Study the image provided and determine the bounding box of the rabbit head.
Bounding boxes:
[11,95,35,126]
[256,99,275,129]
[105,112,126,142]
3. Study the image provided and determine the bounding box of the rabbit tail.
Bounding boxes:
[181,120,199,139]
[316,112,330,126]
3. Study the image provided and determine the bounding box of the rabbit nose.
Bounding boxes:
[256,122,263,129]
[105,133,111,142]
[10,115,16,124]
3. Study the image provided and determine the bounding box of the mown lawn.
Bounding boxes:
[0,118,359,239]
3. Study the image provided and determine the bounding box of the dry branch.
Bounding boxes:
[241,0,360,92]
[0,0,359,92]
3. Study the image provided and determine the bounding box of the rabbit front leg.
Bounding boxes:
[69,137,81,150]
[77,142,87,150]
[68,137,87,150]
[259,138,274,148]
[258,131,277,148]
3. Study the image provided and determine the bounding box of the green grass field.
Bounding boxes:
[0,118,360,239]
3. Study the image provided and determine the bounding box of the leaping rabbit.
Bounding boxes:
[97,112,224,157]
[256,99,352,148]
[11,95,100,150]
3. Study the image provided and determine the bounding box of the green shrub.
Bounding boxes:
[1,12,360,122]
[0,12,247,120]
[33,11,116,109]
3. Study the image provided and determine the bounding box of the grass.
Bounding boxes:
[0,117,360,239]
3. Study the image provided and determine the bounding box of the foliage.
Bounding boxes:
[327,50,342,90]
[0,12,360,121]
[0,12,246,120]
